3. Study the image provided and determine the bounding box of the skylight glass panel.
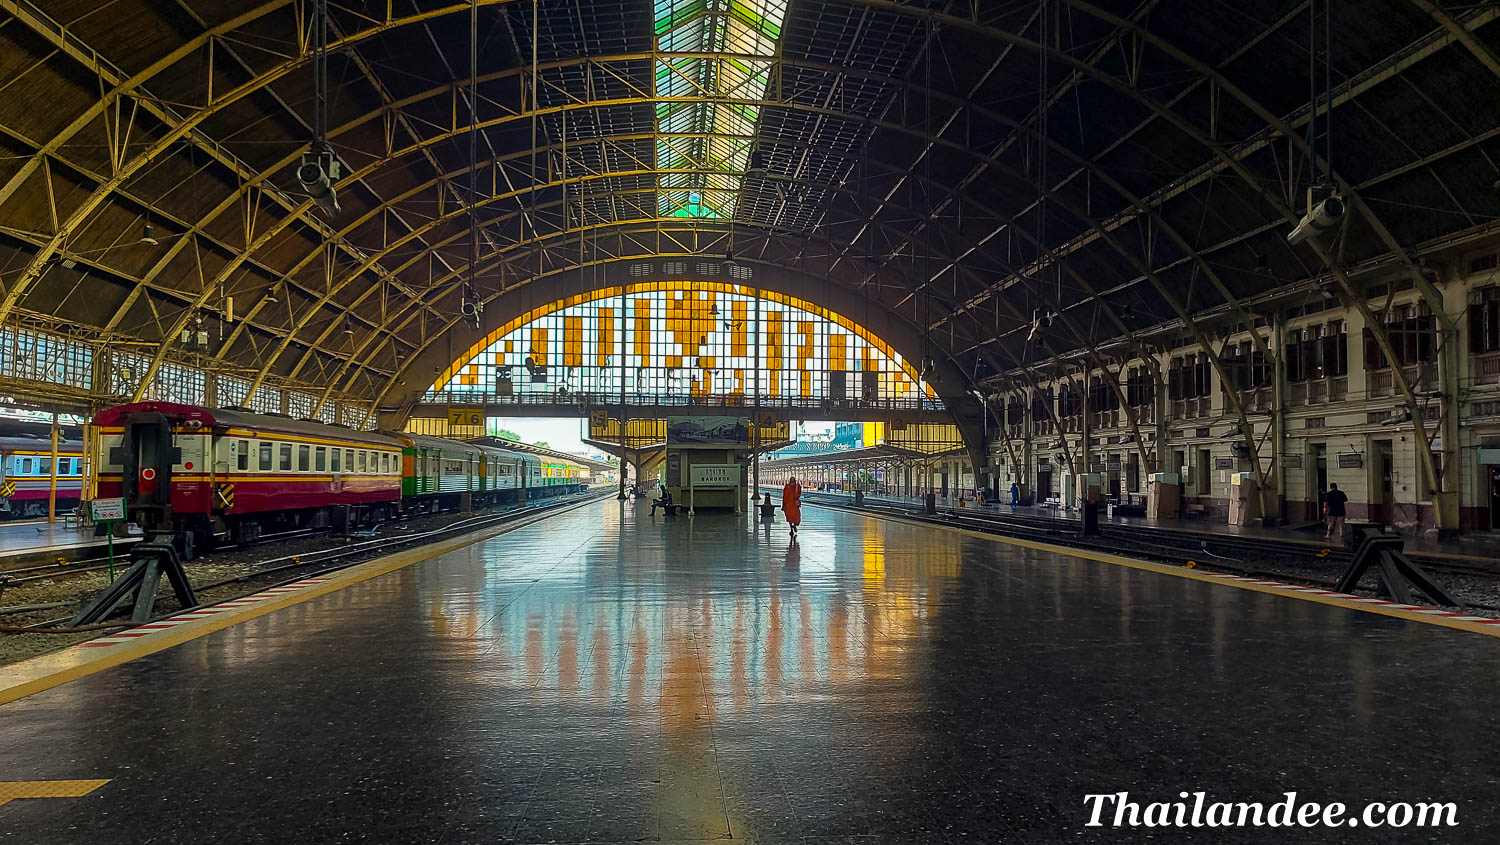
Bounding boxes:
[654,0,787,219]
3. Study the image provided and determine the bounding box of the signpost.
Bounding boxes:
[688,463,742,516]
[89,497,126,581]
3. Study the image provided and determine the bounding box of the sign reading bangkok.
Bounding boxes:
[690,464,741,486]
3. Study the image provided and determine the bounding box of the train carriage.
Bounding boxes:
[91,401,592,557]
[94,402,403,552]
[0,435,85,518]
[387,433,546,512]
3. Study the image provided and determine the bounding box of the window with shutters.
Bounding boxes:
[1469,287,1500,384]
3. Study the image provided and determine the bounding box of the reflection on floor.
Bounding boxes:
[1,498,1496,843]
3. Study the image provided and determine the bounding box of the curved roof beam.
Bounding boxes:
[265,172,1016,392]
[150,54,1250,392]
[308,217,994,409]
[268,198,1008,407]
[0,1,522,328]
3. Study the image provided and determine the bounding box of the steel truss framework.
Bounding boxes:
[0,0,1497,523]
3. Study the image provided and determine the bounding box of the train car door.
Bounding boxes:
[119,412,176,525]
[173,430,211,515]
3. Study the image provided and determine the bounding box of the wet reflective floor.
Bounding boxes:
[1,499,1497,843]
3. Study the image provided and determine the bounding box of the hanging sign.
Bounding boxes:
[448,408,484,426]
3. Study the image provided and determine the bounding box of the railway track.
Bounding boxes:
[801,492,1497,606]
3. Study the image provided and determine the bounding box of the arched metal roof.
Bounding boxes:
[0,0,1497,418]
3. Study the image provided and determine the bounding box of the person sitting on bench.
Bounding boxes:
[651,487,674,515]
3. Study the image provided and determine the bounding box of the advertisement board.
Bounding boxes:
[666,416,749,446]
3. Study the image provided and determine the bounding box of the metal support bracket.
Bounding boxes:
[1334,525,1459,608]
[67,539,199,626]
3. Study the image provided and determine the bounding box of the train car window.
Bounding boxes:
[260,442,273,470]
[315,447,327,472]
[345,449,354,472]
[21,458,32,474]
[238,440,249,471]
[41,458,52,476]
[357,451,367,473]
[279,444,292,471]
[297,445,310,472]
[330,448,341,473]
[383,453,391,474]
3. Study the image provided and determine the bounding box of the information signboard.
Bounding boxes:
[90,498,126,522]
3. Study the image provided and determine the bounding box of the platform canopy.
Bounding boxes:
[762,443,959,469]
[0,1,1496,429]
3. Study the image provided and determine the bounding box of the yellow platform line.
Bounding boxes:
[811,502,1500,640]
[0,779,110,806]
[0,500,599,707]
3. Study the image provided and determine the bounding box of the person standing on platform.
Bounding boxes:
[1010,482,1020,507]
[782,476,802,537]
[1322,482,1348,541]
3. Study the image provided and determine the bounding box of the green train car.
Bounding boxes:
[388,432,589,513]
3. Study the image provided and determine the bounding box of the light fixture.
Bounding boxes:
[263,284,280,303]
[140,223,159,246]
[342,314,354,335]
[1287,195,1345,246]
[723,251,738,271]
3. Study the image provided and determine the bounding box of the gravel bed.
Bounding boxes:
[0,496,598,667]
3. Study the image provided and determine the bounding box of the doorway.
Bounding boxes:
[1375,439,1395,524]
[1036,461,1053,502]
[1198,448,1212,498]
[1489,466,1500,530]
[1308,443,1327,520]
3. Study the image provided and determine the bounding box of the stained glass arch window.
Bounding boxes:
[429,282,940,410]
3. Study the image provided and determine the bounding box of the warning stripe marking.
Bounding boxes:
[74,577,339,648]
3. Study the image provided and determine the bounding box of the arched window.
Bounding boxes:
[429,283,939,410]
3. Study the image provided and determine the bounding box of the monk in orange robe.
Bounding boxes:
[782,476,802,536]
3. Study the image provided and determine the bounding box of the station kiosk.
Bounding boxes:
[1147,472,1181,520]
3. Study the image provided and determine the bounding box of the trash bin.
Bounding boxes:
[854,490,864,506]
[924,492,937,515]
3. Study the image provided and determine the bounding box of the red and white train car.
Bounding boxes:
[94,402,403,552]
[0,435,84,518]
